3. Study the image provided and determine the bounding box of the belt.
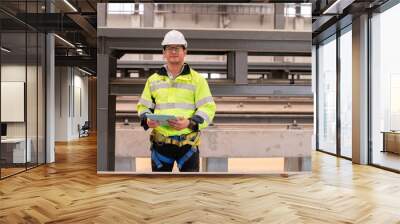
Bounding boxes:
[150,130,200,147]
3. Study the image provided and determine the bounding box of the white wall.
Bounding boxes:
[55,67,89,141]
[72,73,89,138]
[1,65,26,81]
[55,67,69,141]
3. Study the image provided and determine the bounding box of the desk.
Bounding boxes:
[382,131,400,154]
[1,138,31,163]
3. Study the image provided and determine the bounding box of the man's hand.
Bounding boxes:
[147,119,160,128]
[168,117,189,130]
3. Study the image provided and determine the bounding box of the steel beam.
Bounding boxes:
[234,51,248,84]
[98,28,311,55]
[110,83,312,96]
[274,4,285,63]
[117,61,311,72]
[117,50,310,57]
[98,28,310,40]
[105,0,311,2]
[313,14,352,44]
[227,52,235,80]
[97,3,107,27]
[274,4,285,29]
[55,56,96,70]
[312,15,335,34]
[67,13,97,39]
[105,38,310,55]
[15,13,86,32]
[143,4,154,27]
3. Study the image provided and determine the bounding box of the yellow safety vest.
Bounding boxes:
[137,64,216,137]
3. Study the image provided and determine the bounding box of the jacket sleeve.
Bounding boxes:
[193,77,216,130]
[136,79,154,130]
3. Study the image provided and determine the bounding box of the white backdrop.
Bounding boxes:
[1,81,25,122]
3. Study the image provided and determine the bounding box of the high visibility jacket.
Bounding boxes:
[137,63,216,137]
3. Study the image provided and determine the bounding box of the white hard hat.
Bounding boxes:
[161,30,187,48]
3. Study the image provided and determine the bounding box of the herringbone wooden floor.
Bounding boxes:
[1,135,400,224]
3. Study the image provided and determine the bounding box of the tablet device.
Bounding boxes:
[146,114,177,125]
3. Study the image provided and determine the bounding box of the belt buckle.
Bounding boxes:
[154,140,164,147]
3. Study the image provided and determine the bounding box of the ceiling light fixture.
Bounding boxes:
[63,0,78,12]
[323,0,341,14]
[54,34,75,48]
[1,47,11,53]
[323,0,355,15]
[78,67,93,76]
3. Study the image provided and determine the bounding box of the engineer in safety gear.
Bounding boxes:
[136,30,216,172]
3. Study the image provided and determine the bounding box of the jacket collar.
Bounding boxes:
[158,63,191,77]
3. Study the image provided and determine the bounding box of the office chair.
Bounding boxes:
[79,121,90,138]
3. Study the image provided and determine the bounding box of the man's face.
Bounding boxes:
[163,45,186,65]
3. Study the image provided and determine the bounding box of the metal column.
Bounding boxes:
[227,51,248,84]
[97,54,116,171]
[274,4,285,64]
[352,14,369,165]
[274,4,285,30]
[45,1,55,163]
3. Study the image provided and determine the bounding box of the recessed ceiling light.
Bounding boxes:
[54,34,75,48]
[78,67,93,76]
[63,0,78,12]
[323,0,354,15]
[1,47,11,53]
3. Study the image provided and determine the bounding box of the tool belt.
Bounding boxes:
[150,130,200,147]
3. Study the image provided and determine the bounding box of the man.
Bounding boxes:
[136,30,216,172]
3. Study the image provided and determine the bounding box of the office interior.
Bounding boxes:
[0,1,400,222]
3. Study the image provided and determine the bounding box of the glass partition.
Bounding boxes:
[371,4,400,171]
[27,30,38,169]
[317,35,337,154]
[0,1,46,179]
[339,27,352,158]
[1,30,28,177]
[38,32,45,165]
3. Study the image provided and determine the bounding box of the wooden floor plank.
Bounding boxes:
[0,134,400,223]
